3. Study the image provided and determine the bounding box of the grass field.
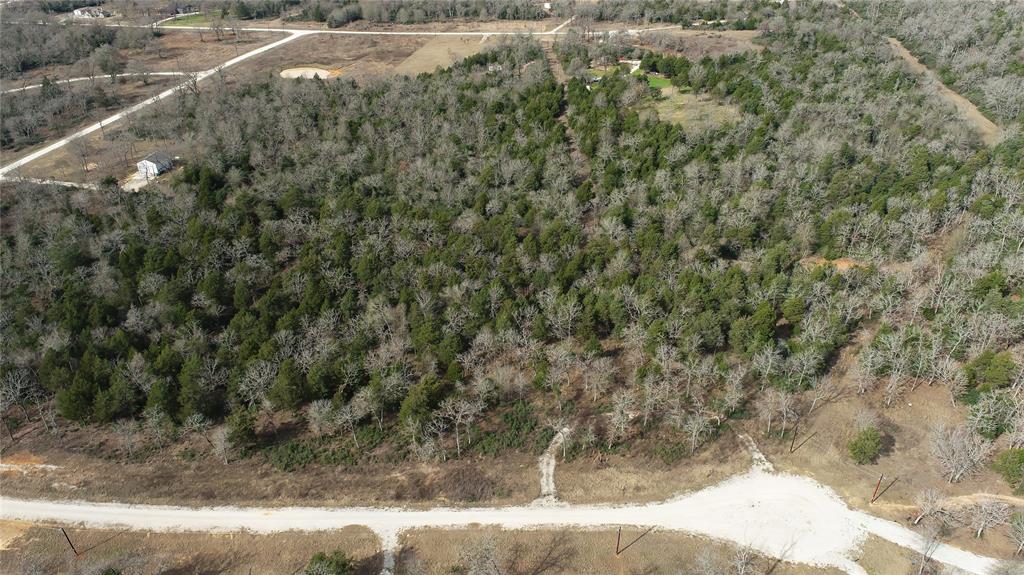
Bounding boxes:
[162,13,210,27]
[645,85,740,132]
[393,36,496,76]
[645,74,672,88]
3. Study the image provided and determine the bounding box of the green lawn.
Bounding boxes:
[162,13,210,26]
[646,75,671,89]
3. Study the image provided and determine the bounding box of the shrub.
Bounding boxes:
[992,449,1024,494]
[848,427,882,464]
[439,465,499,502]
[964,351,1018,392]
[305,550,353,575]
[265,441,315,472]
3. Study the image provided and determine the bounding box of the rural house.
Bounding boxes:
[137,152,173,179]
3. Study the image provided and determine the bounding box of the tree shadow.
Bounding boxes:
[507,531,577,575]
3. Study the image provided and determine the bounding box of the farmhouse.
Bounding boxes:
[72,7,110,18]
[137,152,173,179]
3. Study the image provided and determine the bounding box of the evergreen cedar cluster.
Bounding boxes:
[1,2,1022,474]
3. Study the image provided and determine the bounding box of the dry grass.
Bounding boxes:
[1,30,284,86]
[850,535,915,575]
[0,416,539,508]
[243,17,558,33]
[1,75,181,164]
[229,34,429,83]
[632,29,763,59]
[393,36,497,75]
[558,432,750,504]
[644,86,740,133]
[0,522,381,575]
[761,383,1019,558]
[397,527,842,575]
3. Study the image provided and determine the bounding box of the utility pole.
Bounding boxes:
[59,527,79,556]
[871,474,883,503]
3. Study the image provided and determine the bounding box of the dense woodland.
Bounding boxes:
[0,22,152,80]
[854,0,1024,125]
[1,1,1023,512]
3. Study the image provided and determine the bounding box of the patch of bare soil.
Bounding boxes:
[0,522,380,575]
[398,527,842,575]
[800,255,869,273]
[886,37,1002,147]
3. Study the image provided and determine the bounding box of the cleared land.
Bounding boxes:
[644,86,741,133]
[1,76,182,164]
[10,119,176,185]
[0,29,283,86]
[233,17,559,34]
[0,409,748,510]
[0,522,380,575]
[393,36,498,75]
[398,527,844,575]
[231,33,428,83]
[0,463,1004,574]
[763,383,1019,559]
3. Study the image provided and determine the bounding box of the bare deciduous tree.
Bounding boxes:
[969,501,1011,538]
[210,427,232,464]
[306,399,335,438]
[912,488,944,525]
[929,424,992,483]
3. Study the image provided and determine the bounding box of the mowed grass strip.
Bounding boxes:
[163,13,211,26]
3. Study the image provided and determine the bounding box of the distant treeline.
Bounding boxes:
[0,23,153,79]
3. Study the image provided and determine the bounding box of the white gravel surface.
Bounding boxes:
[0,467,1001,575]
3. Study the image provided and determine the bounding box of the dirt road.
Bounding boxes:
[886,38,1001,147]
[0,466,1000,575]
[0,31,303,178]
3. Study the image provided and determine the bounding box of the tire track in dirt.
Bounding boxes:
[534,427,571,504]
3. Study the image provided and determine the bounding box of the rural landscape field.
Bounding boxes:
[1,0,1023,574]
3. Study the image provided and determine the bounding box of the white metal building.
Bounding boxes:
[137,152,173,179]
